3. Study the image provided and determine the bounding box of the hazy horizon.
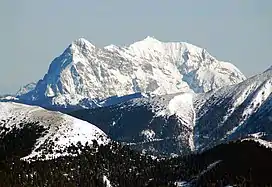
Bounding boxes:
[1,0,271,94]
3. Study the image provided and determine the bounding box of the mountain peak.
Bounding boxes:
[71,38,95,50]
[142,36,160,42]
[129,36,161,48]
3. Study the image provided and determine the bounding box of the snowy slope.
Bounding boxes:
[194,67,272,150]
[18,37,245,108]
[242,137,272,149]
[0,102,109,160]
[125,36,245,93]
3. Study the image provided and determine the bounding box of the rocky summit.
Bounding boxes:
[18,37,245,108]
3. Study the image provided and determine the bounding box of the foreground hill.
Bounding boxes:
[0,139,271,186]
[0,102,109,160]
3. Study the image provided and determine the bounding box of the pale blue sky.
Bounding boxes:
[0,0,271,94]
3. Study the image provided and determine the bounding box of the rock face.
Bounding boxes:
[19,37,245,108]
[70,67,272,156]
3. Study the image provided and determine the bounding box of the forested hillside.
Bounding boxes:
[0,123,271,187]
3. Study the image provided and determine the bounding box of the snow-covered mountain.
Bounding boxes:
[18,37,245,108]
[0,102,109,160]
[70,67,271,156]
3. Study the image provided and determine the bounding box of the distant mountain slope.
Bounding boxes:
[70,67,271,156]
[18,37,245,108]
[194,66,272,151]
[16,82,36,96]
[71,93,195,156]
[0,102,109,160]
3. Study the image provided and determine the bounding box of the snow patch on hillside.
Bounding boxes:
[242,138,272,149]
[141,129,156,141]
